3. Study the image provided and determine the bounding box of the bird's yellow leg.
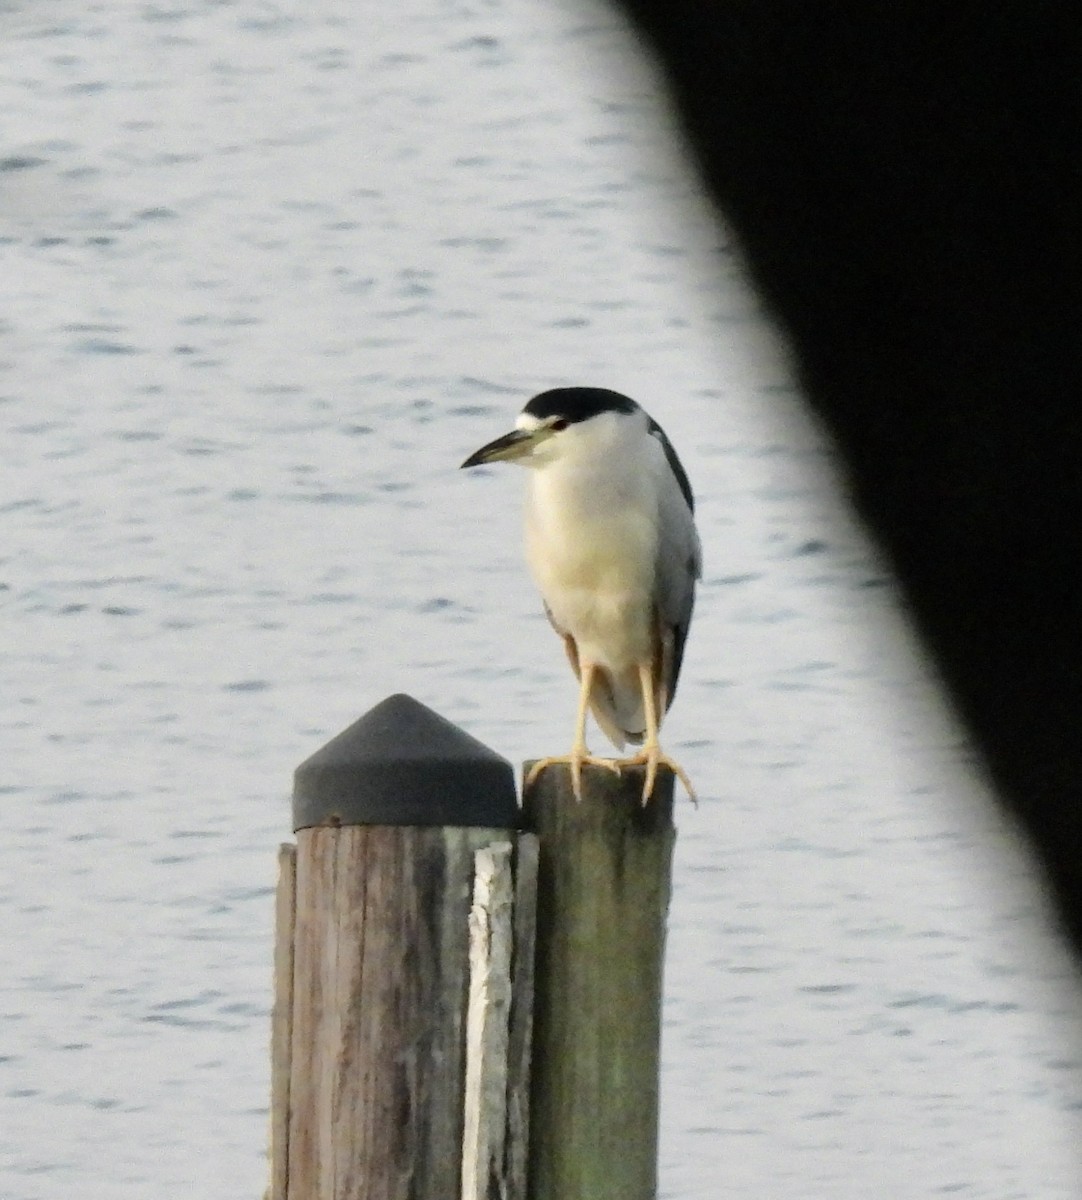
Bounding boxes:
[620,662,698,805]
[524,660,621,801]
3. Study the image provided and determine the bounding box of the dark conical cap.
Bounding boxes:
[292,693,519,830]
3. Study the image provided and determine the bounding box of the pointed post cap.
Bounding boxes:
[293,693,519,830]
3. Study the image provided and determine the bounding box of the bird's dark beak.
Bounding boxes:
[460,428,538,468]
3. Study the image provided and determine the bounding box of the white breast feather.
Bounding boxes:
[523,413,663,672]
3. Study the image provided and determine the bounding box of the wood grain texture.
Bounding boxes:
[522,762,676,1200]
[287,825,509,1200]
[461,842,515,1200]
[270,842,297,1200]
[504,834,539,1200]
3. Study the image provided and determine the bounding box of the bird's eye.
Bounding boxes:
[551,418,569,432]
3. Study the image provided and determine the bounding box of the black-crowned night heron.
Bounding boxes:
[461,386,700,803]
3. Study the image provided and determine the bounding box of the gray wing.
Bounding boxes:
[650,424,701,712]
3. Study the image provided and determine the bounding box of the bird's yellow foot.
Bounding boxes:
[525,747,621,802]
[619,746,698,806]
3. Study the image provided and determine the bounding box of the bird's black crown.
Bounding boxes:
[523,387,639,425]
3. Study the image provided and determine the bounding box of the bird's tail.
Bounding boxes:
[588,666,646,751]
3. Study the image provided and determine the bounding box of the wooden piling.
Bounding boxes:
[522,761,676,1200]
[271,694,525,1200]
[288,824,512,1199]
[269,695,677,1200]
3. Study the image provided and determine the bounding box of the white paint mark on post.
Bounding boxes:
[461,841,515,1200]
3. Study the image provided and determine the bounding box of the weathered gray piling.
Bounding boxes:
[271,694,534,1200]
[269,698,678,1200]
[522,761,676,1200]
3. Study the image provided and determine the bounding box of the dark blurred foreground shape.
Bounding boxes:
[615,2,1082,956]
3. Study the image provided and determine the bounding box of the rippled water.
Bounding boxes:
[3,1,1081,1196]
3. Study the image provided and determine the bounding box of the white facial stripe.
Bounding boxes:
[515,412,546,432]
